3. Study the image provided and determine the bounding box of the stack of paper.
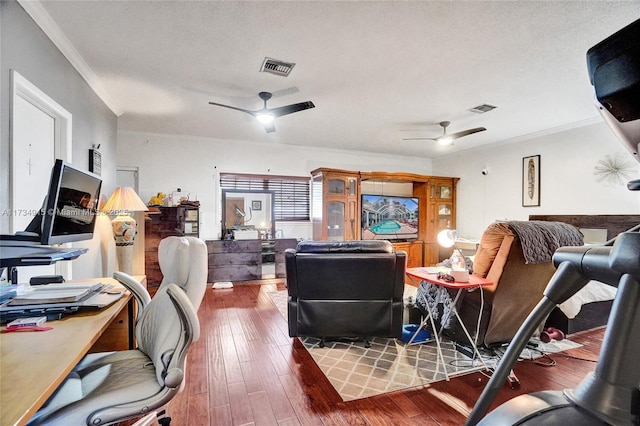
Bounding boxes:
[8,283,103,305]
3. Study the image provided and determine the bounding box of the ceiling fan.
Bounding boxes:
[208,91,315,133]
[403,121,486,145]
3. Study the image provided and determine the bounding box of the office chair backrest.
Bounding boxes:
[136,283,200,387]
[158,236,208,311]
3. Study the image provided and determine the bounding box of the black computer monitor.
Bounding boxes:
[24,159,102,245]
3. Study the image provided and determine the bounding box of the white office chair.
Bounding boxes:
[109,237,208,424]
[158,236,208,311]
[112,236,207,321]
[26,284,199,425]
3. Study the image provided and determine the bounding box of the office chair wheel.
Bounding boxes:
[158,415,171,425]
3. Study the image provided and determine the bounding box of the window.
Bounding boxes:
[220,173,310,221]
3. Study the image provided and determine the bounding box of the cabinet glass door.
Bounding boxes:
[348,178,357,196]
[437,203,453,230]
[327,179,346,195]
[438,185,453,199]
[327,201,345,240]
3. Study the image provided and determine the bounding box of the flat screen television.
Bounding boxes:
[361,194,419,241]
[24,159,102,245]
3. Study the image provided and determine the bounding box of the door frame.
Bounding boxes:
[10,70,72,232]
[10,70,73,277]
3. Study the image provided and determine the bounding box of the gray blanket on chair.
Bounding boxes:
[507,220,584,264]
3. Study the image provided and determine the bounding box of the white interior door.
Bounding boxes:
[10,70,72,283]
[12,96,55,233]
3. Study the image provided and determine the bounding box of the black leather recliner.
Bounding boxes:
[285,240,406,344]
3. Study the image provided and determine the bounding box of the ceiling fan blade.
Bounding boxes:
[208,101,256,116]
[402,137,438,141]
[268,101,315,117]
[448,127,487,141]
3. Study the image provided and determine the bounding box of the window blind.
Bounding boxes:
[220,173,310,221]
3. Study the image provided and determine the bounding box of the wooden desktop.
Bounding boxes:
[0,275,145,426]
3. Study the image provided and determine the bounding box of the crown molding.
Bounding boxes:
[17,0,123,116]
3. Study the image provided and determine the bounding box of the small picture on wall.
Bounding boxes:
[522,155,540,207]
[89,149,101,176]
[252,200,262,211]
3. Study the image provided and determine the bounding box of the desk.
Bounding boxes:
[0,276,144,426]
[405,267,492,380]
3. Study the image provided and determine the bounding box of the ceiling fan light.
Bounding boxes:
[438,136,453,145]
[256,113,274,124]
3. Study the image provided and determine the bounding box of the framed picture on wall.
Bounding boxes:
[522,155,540,207]
[252,200,262,211]
[89,149,101,176]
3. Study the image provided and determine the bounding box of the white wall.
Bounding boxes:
[432,121,640,240]
[117,131,433,240]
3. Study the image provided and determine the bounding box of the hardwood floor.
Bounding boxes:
[158,279,605,425]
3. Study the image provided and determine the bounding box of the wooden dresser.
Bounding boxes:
[206,238,298,282]
[144,206,199,288]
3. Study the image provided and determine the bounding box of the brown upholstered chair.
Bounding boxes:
[449,221,583,347]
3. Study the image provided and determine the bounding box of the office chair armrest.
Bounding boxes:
[113,271,152,321]
[164,367,184,388]
[162,284,200,382]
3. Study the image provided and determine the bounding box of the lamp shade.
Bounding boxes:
[102,187,148,214]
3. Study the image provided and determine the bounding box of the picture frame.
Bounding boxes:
[252,200,262,211]
[89,149,101,176]
[522,155,540,207]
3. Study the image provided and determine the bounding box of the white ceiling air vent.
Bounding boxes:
[260,57,296,77]
[469,104,497,114]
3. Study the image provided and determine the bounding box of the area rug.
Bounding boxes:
[268,289,582,401]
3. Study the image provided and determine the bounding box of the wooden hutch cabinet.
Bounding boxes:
[144,205,199,288]
[312,168,459,267]
[414,177,458,266]
[311,168,360,241]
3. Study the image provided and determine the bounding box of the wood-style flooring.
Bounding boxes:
[149,279,605,425]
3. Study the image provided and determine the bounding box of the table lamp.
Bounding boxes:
[102,187,148,274]
[437,228,470,280]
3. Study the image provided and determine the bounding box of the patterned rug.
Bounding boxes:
[269,290,484,400]
[268,289,581,401]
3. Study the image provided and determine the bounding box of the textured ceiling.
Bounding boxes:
[30,1,640,158]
